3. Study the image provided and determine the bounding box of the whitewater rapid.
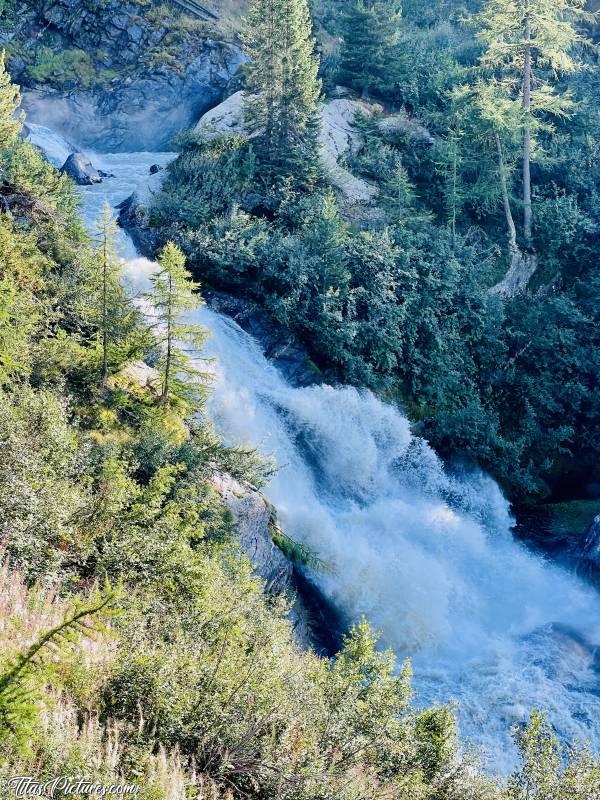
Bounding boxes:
[28,123,600,773]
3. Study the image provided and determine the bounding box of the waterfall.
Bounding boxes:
[27,122,600,774]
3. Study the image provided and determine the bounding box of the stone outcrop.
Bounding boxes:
[194,91,379,205]
[21,42,244,151]
[7,0,245,151]
[195,89,248,140]
[117,164,169,252]
[320,98,378,205]
[578,514,600,584]
[60,152,102,185]
[211,472,292,595]
[205,292,322,388]
[210,471,314,647]
[376,110,435,145]
[110,360,161,393]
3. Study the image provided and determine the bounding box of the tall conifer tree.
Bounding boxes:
[0,51,22,148]
[243,0,322,192]
[94,204,125,386]
[147,242,208,406]
[475,0,592,248]
[337,0,402,99]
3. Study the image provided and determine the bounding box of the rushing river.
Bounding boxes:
[28,122,600,773]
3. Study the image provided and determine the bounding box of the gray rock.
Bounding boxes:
[126,23,144,44]
[22,42,245,152]
[109,360,160,393]
[578,514,600,584]
[116,161,169,251]
[320,98,378,205]
[211,471,314,647]
[211,472,292,594]
[377,110,435,145]
[195,92,378,205]
[60,152,102,185]
[205,292,321,388]
[195,89,248,139]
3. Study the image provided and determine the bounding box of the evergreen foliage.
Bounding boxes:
[337,0,402,99]
[1,6,600,797]
[0,50,20,147]
[146,241,209,407]
[94,204,127,386]
[0,585,118,751]
[243,0,322,192]
[149,0,600,502]
[474,0,594,247]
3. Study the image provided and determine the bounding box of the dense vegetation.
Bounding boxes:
[1,40,600,796]
[150,0,600,507]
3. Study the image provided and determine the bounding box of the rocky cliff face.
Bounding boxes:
[4,0,244,150]
[579,514,600,586]
[210,471,342,653]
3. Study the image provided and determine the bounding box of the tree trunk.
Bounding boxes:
[450,134,458,245]
[162,274,173,403]
[495,133,518,259]
[491,133,537,297]
[522,15,533,246]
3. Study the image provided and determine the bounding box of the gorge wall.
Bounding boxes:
[2,0,244,149]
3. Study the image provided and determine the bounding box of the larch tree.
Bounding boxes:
[147,241,209,407]
[94,204,125,386]
[475,0,593,251]
[337,0,402,99]
[0,51,21,148]
[242,0,322,192]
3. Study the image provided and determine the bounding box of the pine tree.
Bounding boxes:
[337,0,402,99]
[380,154,425,226]
[243,0,322,192]
[0,51,21,148]
[147,242,209,406]
[475,0,593,248]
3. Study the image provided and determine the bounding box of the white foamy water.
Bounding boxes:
[29,122,600,773]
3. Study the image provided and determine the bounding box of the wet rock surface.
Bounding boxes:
[578,514,600,585]
[205,292,322,388]
[22,42,244,152]
[210,471,341,653]
[60,152,102,185]
[7,0,244,151]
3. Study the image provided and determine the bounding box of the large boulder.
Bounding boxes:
[319,98,378,204]
[195,89,248,140]
[60,152,102,185]
[110,360,161,393]
[194,92,378,205]
[117,165,170,253]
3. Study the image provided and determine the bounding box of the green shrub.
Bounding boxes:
[26,48,98,89]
